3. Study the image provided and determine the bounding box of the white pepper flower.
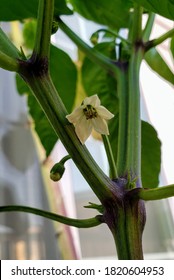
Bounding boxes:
[66,94,114,144]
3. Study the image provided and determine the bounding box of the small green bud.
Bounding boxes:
[50,163,65,181]
[90,32,99,45]
[51,19,59,34]
[50,155,71,182]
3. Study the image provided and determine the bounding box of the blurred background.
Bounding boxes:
[0,12,174,260]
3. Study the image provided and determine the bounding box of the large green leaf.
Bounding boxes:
[50,45,77,112]
[16,45,77,156]
[141,121,161,188]
[145,47,174,85]
[0,0,72,21]
[133,0,174,20]
[69,0,133,29]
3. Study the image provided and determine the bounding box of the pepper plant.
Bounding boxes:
[0,0,174,259]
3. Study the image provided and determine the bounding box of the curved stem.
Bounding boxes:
[57,17,119,78]
[0,205,103,228]
[95,29,131,45]
[59,155,71,164]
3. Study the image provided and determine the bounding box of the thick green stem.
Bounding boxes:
[33,0,54,59]
[130,4,143,43]
[126,4,144,179]
[104,185,145,259]
[108,7,146,259]
[111,210,130,259]
[0,205,103,228]
[127,46,144,181]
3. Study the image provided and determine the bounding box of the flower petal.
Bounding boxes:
[96,106,114,120]
[92,116,109,135]
[66,107,83,124]
[75,116,92,144]
[83,94,100,107]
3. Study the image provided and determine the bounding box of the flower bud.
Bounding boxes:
[50,163,65,181]
[50,155,71,182]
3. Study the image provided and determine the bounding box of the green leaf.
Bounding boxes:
[28,94,58,157]
[0,0,72,21]
[50,45,77,112]
[69,0,133,29]
[145,47,174,85]
[23,20,37,50]
[133,0,174,20]
[16,74,58,157]
[141,121,161,188]
[16,45,77,156]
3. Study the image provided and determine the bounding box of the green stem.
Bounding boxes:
[112,210,130,259]
[60,155,71,165]
[145,28,174,51]
[33,0,54,59]
[0,50,19,72]
[137,184,174,201]
[18,0,118,203]
[102,135,118,179]
[57,17,119,78]
[0,205,103,228]
[18,70,115,203]
[130,4,143,43]
[127,47,144,181]
[96,29,131,45]
[116,66,129,177]
[142,12,155,41]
